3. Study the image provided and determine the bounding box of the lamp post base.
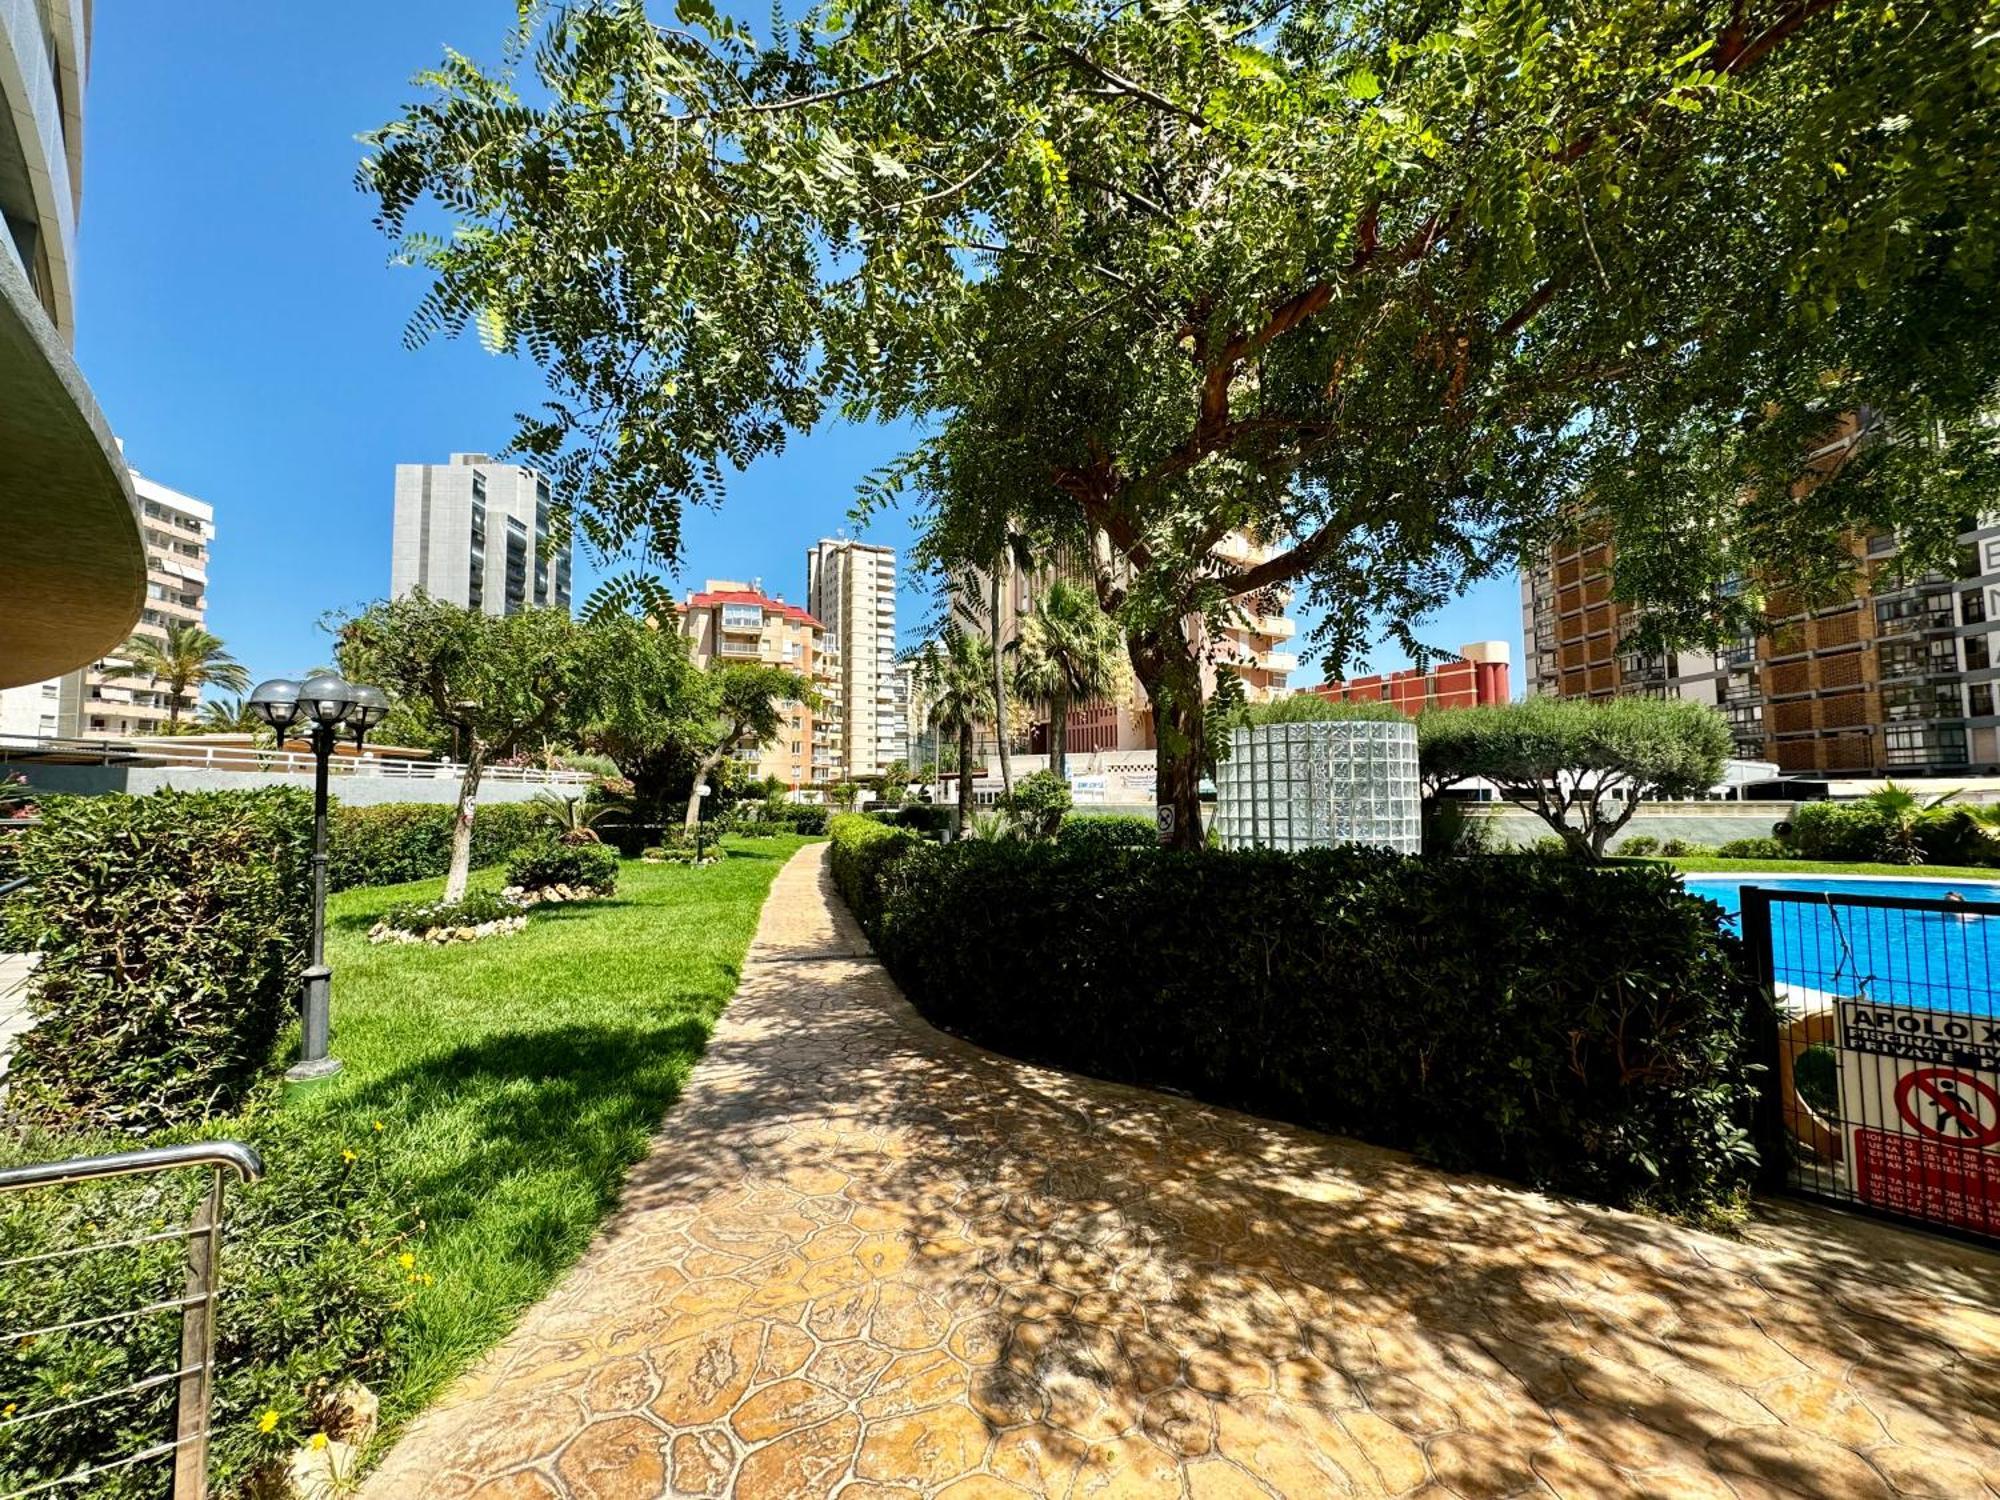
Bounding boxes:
[284,1055,344,1086]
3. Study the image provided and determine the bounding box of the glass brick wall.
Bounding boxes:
[1214,721,1421,853]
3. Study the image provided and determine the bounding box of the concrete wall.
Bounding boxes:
[3,762,554,807]
[1469,801,1796,851]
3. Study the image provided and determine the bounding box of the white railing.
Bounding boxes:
[0,735,595,786]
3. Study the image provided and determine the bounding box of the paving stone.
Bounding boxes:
[360,847,2000,1499]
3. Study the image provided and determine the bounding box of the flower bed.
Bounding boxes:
[369,890,527,946]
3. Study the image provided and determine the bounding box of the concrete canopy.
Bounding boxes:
[0,245,141,691]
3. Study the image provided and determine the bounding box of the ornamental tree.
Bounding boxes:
[365,0,2000,845]
[681,664,817,832]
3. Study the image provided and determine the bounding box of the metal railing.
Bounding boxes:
[0,734,593,786]
[1743,884,2000,1244]
[0,1142,264,1500]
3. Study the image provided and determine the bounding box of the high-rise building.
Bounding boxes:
[805,539,905,777]
[0,466,211,739]
[678,580,832,790]
[1521,514,2000,775]
[391,454,573,617]
[2,0,147,705]
[1313,641,1512,713]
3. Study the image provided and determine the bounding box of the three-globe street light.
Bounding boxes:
[248,672,389,1083]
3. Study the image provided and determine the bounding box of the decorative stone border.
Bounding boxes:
[367,913,527,946]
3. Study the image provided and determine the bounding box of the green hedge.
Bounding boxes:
[841,833,1761,1218]
[2,790,312,1134]
[327,801,544,891]
[506,838,620,893]
[760,803,831,836]
[1783,800,1993,866]
[1055,814,1158,854]
[827,813,922,931]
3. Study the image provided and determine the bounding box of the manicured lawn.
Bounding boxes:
[1655,855,2000,881]
[293,833,810,1431]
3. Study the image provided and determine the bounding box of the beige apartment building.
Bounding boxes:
[678,581,835,791]
[805,539,906,777]
[0,466,214,740]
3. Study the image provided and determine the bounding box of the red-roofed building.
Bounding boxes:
[679,580,839,791]
[1311,640,1512,715]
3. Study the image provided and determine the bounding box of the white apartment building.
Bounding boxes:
[0,467,214,739]
[805,538,906,777]
[391,454,573,616]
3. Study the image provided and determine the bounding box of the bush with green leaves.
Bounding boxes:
[1,790,311,1135]
[1659,838,1713,857]
[859,842,1761,1219]
[1617,835,1661,857]
[1054,814,1158,855]
[1003,770,1072,838]
[1783,796,1994,867]
[0,1111,419,1498]
[326,801,542,891]
[379,888,522,934]
[505,838,620,894]
[1714,836,1788,860]
[758,803,830,836]
[827,814,922,932]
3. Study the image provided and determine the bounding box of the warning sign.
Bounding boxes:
[1837,1003,2000,1235]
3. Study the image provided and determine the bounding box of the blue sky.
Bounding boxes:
[74,3,1522,693]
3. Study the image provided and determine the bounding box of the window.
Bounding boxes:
[1969,635,1992,671]
[1971,683,1995,718]
[1964,590,1988,625]
[41,683,57,699]
[721,603,763,631]
[1983,538,2000,573]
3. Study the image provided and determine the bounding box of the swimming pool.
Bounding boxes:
[1686,876,2000,1015]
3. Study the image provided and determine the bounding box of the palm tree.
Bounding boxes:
[1011,578,1125,781]
[1860,780,1960,865]
[912,628,995,838]
[198,695,264,734]
[119,624,249,728]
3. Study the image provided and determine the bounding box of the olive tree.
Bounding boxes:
[365,0,2000,845]
[1431,698,1733,861]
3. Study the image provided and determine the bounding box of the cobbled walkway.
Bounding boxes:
[366,843,2000,1499]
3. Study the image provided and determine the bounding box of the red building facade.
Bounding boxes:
[1310,641,1511,714]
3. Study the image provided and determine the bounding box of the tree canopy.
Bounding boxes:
[365,0,2000,838]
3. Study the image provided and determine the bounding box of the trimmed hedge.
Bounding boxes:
[1,790,312,1134]
[827,813,922,931]
[1055,814,1158,854]
[506,838,620,893]
[836,826,1761,1217]
[761,803,831,836]
[327,801,543,891]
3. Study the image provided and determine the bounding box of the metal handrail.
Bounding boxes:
[0,1141,263,1500]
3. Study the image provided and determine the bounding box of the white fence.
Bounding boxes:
[0,734,594,787]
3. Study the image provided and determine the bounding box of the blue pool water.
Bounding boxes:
[1687,877,2000,1015]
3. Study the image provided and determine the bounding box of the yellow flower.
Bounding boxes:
[309,1432,329,1451]
[4,1402,16,1417]
[257,1408,280,1434]
[397,1252,415,1270]
[372,1120,385,1132]
[341,1148,357,1163]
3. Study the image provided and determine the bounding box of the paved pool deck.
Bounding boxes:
[363,843,2000,1499]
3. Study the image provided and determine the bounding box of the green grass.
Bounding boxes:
[1655,855,2000,881]
[291,832,810,1429]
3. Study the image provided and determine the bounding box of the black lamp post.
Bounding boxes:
[249,672,389,1083]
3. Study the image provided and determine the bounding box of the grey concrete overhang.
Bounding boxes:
[0,242,141,689]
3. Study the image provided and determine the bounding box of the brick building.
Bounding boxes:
[1311,641,1512,715]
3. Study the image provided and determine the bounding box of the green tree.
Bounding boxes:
[333,594,622,900]
[120,623,249,729]
[196,695,264,736]
[1011,578,1126,780]
[1434,698,1732,861]
[1857,779,1960,865]
[912,629,997,837]
[366,1,2000,844]
[681,664,816,833]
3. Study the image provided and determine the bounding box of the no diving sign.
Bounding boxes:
[1838,1005,2000,1234]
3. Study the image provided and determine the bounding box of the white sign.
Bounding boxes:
[1836,1000,2000,1233]
[1068,774,1107,804]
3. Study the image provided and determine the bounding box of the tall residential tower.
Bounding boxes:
[805,538,906,777]
[391,454,573,616]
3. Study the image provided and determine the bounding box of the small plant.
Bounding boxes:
[640,845,667,862]
[1658,838,1714,858]
[530,789,621,845]
[505,838,619,896]
[1003,770,1072,839]
[373,889,526,944]
[1715,836,1787,860]
[1616,835,1661,857]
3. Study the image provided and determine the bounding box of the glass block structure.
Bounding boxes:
[1214,721,1421,853]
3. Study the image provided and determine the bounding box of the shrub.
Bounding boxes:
[864,843,1761,1218]
[505,838,620,894]
[1659,838,1713,857]
[1055,814,1157,854]
[2,790,311,1134]
[641,845,668,861]
[1616,835,1661,857]
[326,801,542,891]
[379,889,521,934]
[759,803,830,836]
[1421,798,1492,857]
[1530,836,1574,857]
[1715,836,1788,860]
[827,814,923,931]
[1004,770,1073,838]
[892,802,956,840]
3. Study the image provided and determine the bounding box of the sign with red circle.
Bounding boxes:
[1893,1067,2000,1149]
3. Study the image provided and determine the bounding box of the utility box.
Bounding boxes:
[1213,720,1421,853]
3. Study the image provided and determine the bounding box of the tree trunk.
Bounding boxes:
[1130,624,1205,850]
[957,721,976,839]
[443,737,487,902]
[1049,685,1069,782]
[686,746,728,833]
[989,567,1013,798]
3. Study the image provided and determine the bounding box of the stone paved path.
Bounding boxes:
[366,844,2000,1499]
